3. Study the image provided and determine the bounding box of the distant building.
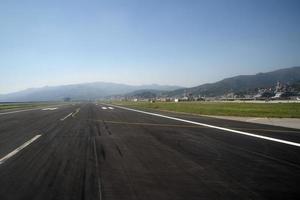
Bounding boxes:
[254,88,274,100]
[272,81,294,99]
[63,97,71,102]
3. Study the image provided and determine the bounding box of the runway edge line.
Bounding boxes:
[109,104,300,148]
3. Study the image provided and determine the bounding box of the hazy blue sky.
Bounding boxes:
[0,0,300,94]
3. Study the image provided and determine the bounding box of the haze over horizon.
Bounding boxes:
[1,0,300,94]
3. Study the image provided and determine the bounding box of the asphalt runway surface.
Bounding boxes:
[0,103,299,200]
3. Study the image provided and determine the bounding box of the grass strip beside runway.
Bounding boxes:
[111,101,300,118]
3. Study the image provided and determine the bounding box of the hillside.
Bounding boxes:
[123,89,163,99]
[165,66,300,97]
[0,82,182,102]
[1,66,299,101]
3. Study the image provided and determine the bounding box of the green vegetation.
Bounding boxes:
[112,101,300,118]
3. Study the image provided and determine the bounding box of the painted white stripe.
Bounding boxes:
[108,107,114,110]
[60,112,73,121]
[101,107,107,110]
[0,104,65,115]
[72,108,80,117]
[111,105,300,147]
[42,107,58,111]
[0,108,44,115]
[0,135,41,164]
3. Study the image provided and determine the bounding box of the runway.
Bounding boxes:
[0,103,299,200]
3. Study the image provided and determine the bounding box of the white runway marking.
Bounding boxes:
[108,107,114,110]
[60,112,73,121]
[0,135,41,165]
[42,107,58,111]
[72,108,80,117]
[0,104,64,115]
[112,105,300,148]
[101,107,107,110]
[0,108,46,115]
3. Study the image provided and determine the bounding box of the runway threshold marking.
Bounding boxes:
[111,105,300,148]
[60,112,73,121]
[0,135,41,165]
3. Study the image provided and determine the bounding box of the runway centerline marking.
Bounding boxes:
[72,108,80,117]
[108,107,114,110]
[111,104,300,147]
[60,112,73,121]
[101,107,107,110]
[0,135,41,165]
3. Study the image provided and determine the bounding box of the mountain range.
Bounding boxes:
[0,83,181,102]
[0,66,299,102]
[164,66,300,97]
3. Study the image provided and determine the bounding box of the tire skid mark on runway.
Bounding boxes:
[99,120,202,128]
[102,120,112,135]
[136,126,266,197]
[202,132,300,169]
[87,121,95,137]
[80,163,87,200]
[115,144,123,157]
[0,134,41,165]
[95,134,141,199]
[0,103,298,199]
[81,135,90,200]
[89,121,102,137]
[111,104,300,147]
[96,122,101,136]
[100,144,106,160]
[89,119,300,133]
[93,139,103,200]
[117,129,184,199]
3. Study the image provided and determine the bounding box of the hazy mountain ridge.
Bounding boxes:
[121,89,163,99]
[0,82,182,102]
[164,66,300,97]
[1,66,300,102]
